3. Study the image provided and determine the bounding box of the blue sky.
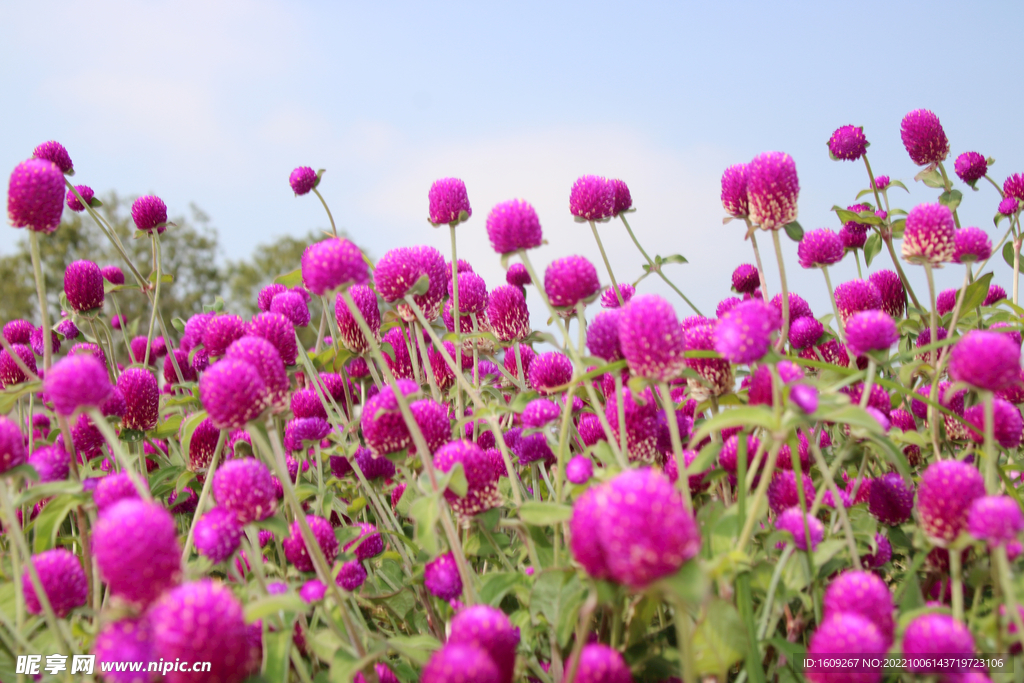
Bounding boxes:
[2,0,1022,324]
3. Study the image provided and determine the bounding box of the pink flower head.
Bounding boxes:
[731,264,759,293]
[949,330,1021,392]
[506,262,531,287]
[301,237,369,296]
[834,279,882,325]
[33,141,74,174]
[586,310,623,362]
[822,570,895,646]
[828,125,868,161]
[55,318,79,341]
[569,175,614,220]
[618,294,686,381]
[954,151,988,186]
[918,459,986,544]
[94,473,146,513]
[868,270,906,319]
[100,265,125,285]
[610,178,632,215]
[283,515,338,571]
[522,398,560,429]
[248,311,298,366]
[984,283,1007,306]
[486,199,544,254]
[767,470,816,515]
[565,455,594,484]
[93,500,182,606]
[424,552,462,601]
[360,379,419,455]
[807,613,887,683]
[845,310,898,357]
[8,158,65,233]
[788,316,824,349]
[570,644,633,683]
[336,561,367,592]
[600,282,635,308]
[544,255,600,309]
[449,271,488,314]
[345,522,384,561]
[486,285,530,341]
[354,447,397,480]
[900,109,950,166]
[202,314,246,359]
[421,644,502,683]
[428,177,471,225]
[875,175,890,189]
[66,185,94,212]
[868,473,915,526]
[23,549,87,617]
[334,284,380,353]
[117,368,159,432]
[969,495,1024,547]
[963,398,1023,449]
[715,300,778,364]
[257,283,286,312]
[683,321,733,399]
[193,507,243,563]
[376,245,447,321]
[720,163,749,218]
[605,387,658,463]
[797,228,844,268]
[528,351,572,394]
[131,195,168,233]
[44,354,112,415]
[289,166,317,195]
[1003,173,1024,202]
[433,440,501,521]
[2,319,33,345]
[999,197,1020,216]
[769,291,812,321]
[902,202,956,265]
[902,614,975,673]
[225,335,289,408]
[840,222,868,250]
[199,358,269,430]
[776,507,824,551]
[269,290,310,327]
[747,151,800,230]
[747,361,803,407]
[0,416,27,473]
[214,458,276,524]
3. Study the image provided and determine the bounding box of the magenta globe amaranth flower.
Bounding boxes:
[528,351,572,394]
[301,237,369,296]
[117,367,159,432]
[334,284,380,353]
[66,184,94,212]
[747,151,799,230]
[569,644,633,683]
[903,202,956,265]
[336,559,367,592]
[289,166,317,195]
[955,151,988,186]
[433,440,501,522]
[776,507,824,551]
[0,416,28,473]
[8,158,65,233]
[94,473,147,513]
[131,195,168,234]
[93,499,182,606]
[569,175,614,220]
[506,262,531,288]
[900,109,950,166]
[427,177,473,226]
[421,644,501,683]
[767,471,816,515]
[44,354,113,416]
[449,604,520,682]
[720,163,749,218]
[949,330,1021,392]
[868,473,915,526]
[225,335,289,408]
[984,283,1007,306]
[845,310,898,357]
[200,358,270,430]
[283,515,339,572]
[247,311,298,366]
[825,580,895,644]
[789,316,824,349]
[610,178,632,215]
[618,294,686,381]
[918,459,986,544]
[828,125,868,161]
[586,310,622,362]
[202,313,247,359]
[683,321,733,400]
[193,507,243,563]
[23,549,87,617]
[999,197,1020,217]
[64,260,105,313]
[424,552,462,601]
[868,270,906,319]
[33,141,74,174]
[769,291,811,322]
[714,300,778,364]
[605,388,658,463]
[345,522,384,561]
[486,198,544,254]
[833,279,882,324]
[601,282,635,308]
[806,613,887,683]
[731,263,759,293]
[798,228,844,268]
[2,319,33,345]
[565,456,594,484]
[969,495,1024,547]
[29,445,68,482]
[486,285,530,341]
[902,614,975,673]
[93,618,157,683]
[375,245,447,321]
[269,290,310,327]
[544,255,600,309]
[214,458,276,524]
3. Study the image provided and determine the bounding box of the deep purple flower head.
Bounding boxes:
[284,417,331,452]
[336,560,367,592]
[185,418,219,471]
[768,471,816,515]
[807,618,886,683]
[861,533,893,569]
[834,279,882,325]
[1001,196,1021,216]
[433,440,501,522]
[424,552,462,601]
[22,549,87,617]
[360,379,419,455]
[0,343,36,387]
[522,398,560,428]
[193,507,243,563]
[1004,173,1024,202]
[93,500,181,606]
[94,473,146,513]
[485,284,530,342]
[202,314,246,359]
[506,262,531,288]
[716,297,741,317]
[968,495,1024,547]
[610,178,632,215]
[788,316,824,349]
[569,644,633,683]
[569,175,614,220]
[33,141,73,174]
[586,310,622,362]
[949,330,1021,392]
[66,185,94,212]
[44,354,112,415]
[963,398,1023,449]
[936,289,957,316]
[269,290,310,327]
[715,300,778,364]
[248,311,298,366]
[449,271,488,314]
[54,318,79,341]
[900,109,950,166]
[868,270,906,319]
[100,265,125,285]
[2,319,33,345]
[421,644,502,683]
[512,431,554,466]
[732,263,759,294]
[257,283,286,312]
[289,166,317,195]
[747,151,800,230]
[149,580,250,683]
[131,195,167,233]
[902,614,975,673]
[93,618,156,683]
[429,177,472,225]
[345,522,384,560]
[683,321,733,399]
[0,416,27,473]
[769,291,812,321]
[601,283,635,309]
[605,388,659,464]
[569,485,611,579]
[528,351,572,394]
[868,473,915,526]
[845,310,898,357]
[618,294,686,380]
[225,335,289,408]
[871,176,889,190]
[776,507,824,551]
[565,456,593,484]
[30,325,60,356]
[117,368,159,432]
[486,199,544,254]
[955,151,988,185]
[199,358,269,430]
[283,515,338,571]
[839,223,868,250]
[822,570,895,646]
[8,158,65,233]
[984,283,1007,306]
[798,228,844,268]
[918,459,986,544]
[354,447,397,480]
[375,245,447,321]
[827,125,868,161]
[544,255,600,309]
[721,163,749,217]
[291,388,327,420]
[903,202,956,265]
[301,238,369,296]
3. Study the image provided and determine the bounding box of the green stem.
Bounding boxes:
[180,430,227,562]
[854,249,863,279]
[923,263,943,459]
[143,233,161,366]
[820,266,844,344]
[950,544,965,623]
[807,434,860,569]
[995,546,1024,651]
[28,232,52,371]
[619,214,702,314]
[746,225,770,299]
[983,392,998,493]
[771,229,790,350]
[87,409,152,500]
[312,187,337,238]
[859,359,877,409]
[589,220,623,306]
[937,162,962,228]
[659,380,693,514]
[735,442,782,550]
[756,545,795,638]
[450,225,465,418]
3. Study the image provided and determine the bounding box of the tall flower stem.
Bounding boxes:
[620,214,702,314]
[66,182,146,287]
[87,409,151,500]
[589,220,623,306]
[735,442,782,551]
[923,263,943,459]
[861,156,922,310]
[450,224,465,418]
[820,266,844,344]
[0,335,39,382]
[983,391,998,493]
[312,187,338,238]
[937,163,962,229]
[807,436,861,570]
[947,267,972,334]
[950,544,965,623]
[658,381,693,514]
[853,250,863,279]
[143,233,162,366]
[771,230,791,351]
[28,232,53,371]
[1014,236,1022,306]
[747,228,770,299]
[180,429,227,562]
[859,359,877,409]
[994,546,1024,651]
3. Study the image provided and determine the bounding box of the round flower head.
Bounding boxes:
[949,330,1021,392]
[8,158,65,233]
[918,459,986,544]
[193,507,243,563]
[345,522,384,561]
[94,473,147,513]
[354,447,397,480]
[224,335,289,408]
[424,552,462,601]
[767,471,816,515]
[301,237,369,296]
[776,507,824,551]
[833,279,882,325]
[715,300,778,364]
[860,533,893,569]
[269,290,310,327]
[586,310,622,362]
[1001,174,1024,205]
[248,311,298,366]
[569,175,614,220]
[522,398,560,428]
[93,618,156,683]
[797,228,844,268]
[570,644,633,683]
[30,325,59,357]
[149,580,250,683]
[299,579,326,603]
[486,199,544,254]
[257,283,286,312]
[44,354,112,415]
[984,283,1007,306]
[955,151,988,186]
[720,163,749,217]
[845,310,898,357]
[433,440,501,522]
[938,289,957,314]
[683,322,733,400]
[283,515,338,571]
[360,379,419,456]
[336,560,367,591]
[23,549,87,617]
[871,175,889,190]
[54,318,78,341]
[544,255,600,309]
[528,351,572,394]
[610,178,632,215]
[806,613,887,683]
[99,265,125,286]
[0,416,27,473]
[900,109,950,166]
[902,614,975,673]
[999,197,1021,219]
[428,177,471,225]
[618,294,686,381]
[131,195,167,233]
[116,368,159,431]
[421,644,502,683]
[408,399,453,456]
[789,316,824,349]
[289,166,317,195]
[28,445,69,482]
[512,431,554,466]
[828,125,868,161]
[747,151,800,230]
[211,458,276,525]
[840,223,868,250]
[601,282,635,309]
[187,418,220,471]
[868,473,915,526]
[66,185,94,212]
[0,344,36,387]
[284,417,331,452]
[565,456,594,484]
[202,314,246,359]
[969,495,1024,547]
[717,297,741,317]
[902,202,956,265]
[769,291,812,321]
[506,262,531,288]
[375,245,447,321]
[449,271,488,314]
[2,319,33,345]
[605,388,658,463]
[486,285,530,341]
[333,284,380,353]
[964,398,1023,449]
[448,604,520,682]
[868,269,906,319]
[200,358,270,430]
[64,260,105,312]
[33,141,73,174]
[93,500,181,606]
[731,263,759,294]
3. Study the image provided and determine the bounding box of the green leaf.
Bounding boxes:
[890,218,906,238]
[656,559,709,607]
[178,410,209,461]
[243,593,308,622]
[407,274,431,297]
[863,232,882,267]
[151,415,182,440]
[0,381,43,415]
[1004,241,1016,268]
[331,651,382,683]
[15,480,83,507]
[273,268,304,288]
[889,179,910,193]
[692,598,748,676]
[409,495,441,556]
[960,271,994,312]
[264,625,292,683]
[660,254,689,265]
[529,569,585,648]
[171,317,186,333]
[736,574,767,683]
[689,406,776,446]
[518,501,573,525]
[915,168,946,189]
[32,494,85,553]
[479,571,527,606]
[254,514,290,539]
[938,189,963,213]
[387,635,441,665]
[833,206,882,226]
[783,221,804,242]
[445,462,468,498]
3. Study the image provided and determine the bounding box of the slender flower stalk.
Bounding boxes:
[312,186,337,238]
[86,409,151,500]
[950,542,965,622]
[180,430,227,562]
[449,225,464,417]
[619,213,702,314]
[28,232,53,371]
[820,265,844,344]
[588,220,623,306]
[923,263,942,458]
[771,230,791,350]
[861,156,922,310]
[658,380,693,514]
[143,233,162,366]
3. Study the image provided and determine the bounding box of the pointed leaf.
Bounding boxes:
[863,232,882,267]
[783,221,804,241]
[518,501,573,525]
[274,268,304,288]
[1004,241,1016,268]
